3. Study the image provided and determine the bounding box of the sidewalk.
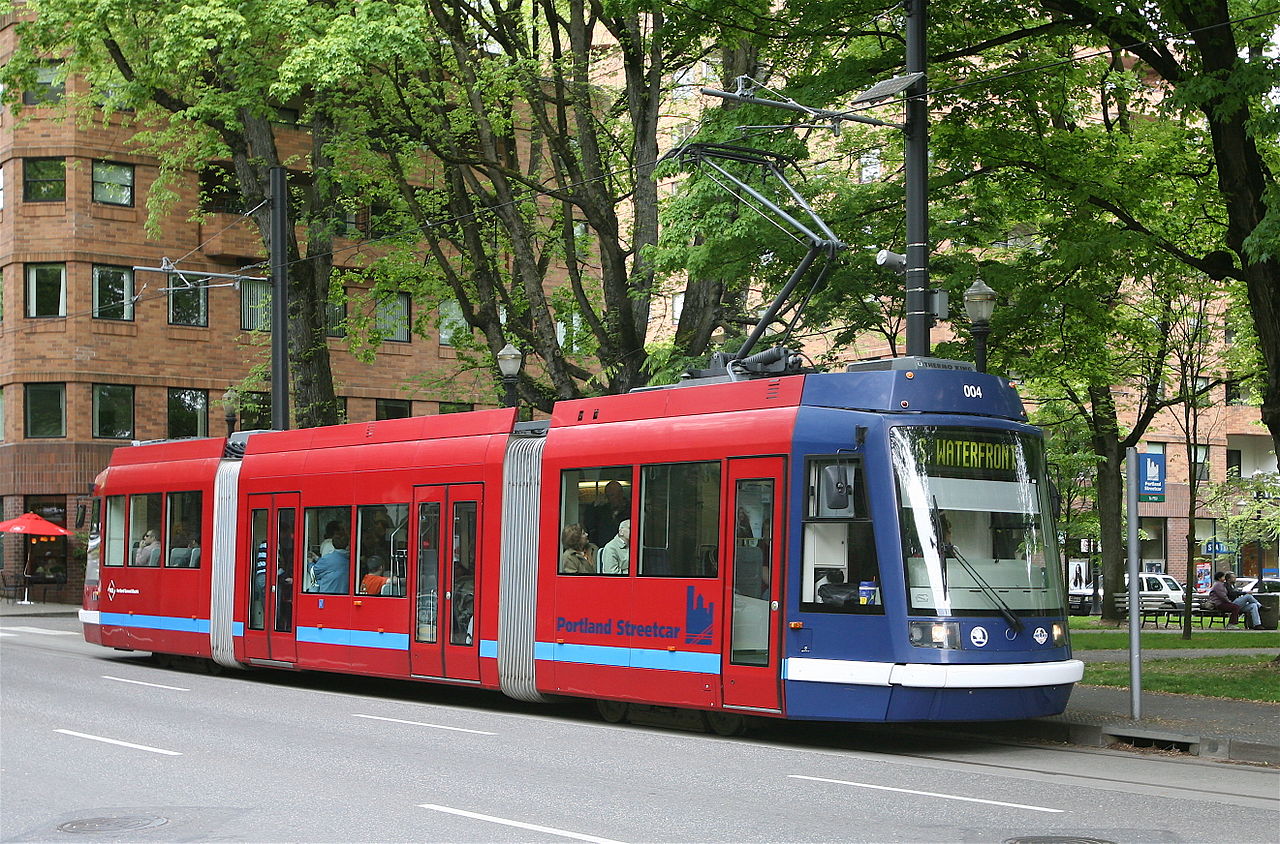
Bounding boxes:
[5,601,1277,764]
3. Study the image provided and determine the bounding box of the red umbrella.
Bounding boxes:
[0,512,71,536]
[0,513,70,605]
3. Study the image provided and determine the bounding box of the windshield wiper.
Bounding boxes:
[932,497,1024,633]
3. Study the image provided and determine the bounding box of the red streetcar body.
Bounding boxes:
[80,365,1080,725]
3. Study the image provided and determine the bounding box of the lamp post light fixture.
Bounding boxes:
[222,387,239,438]
[963,278,998,373]
[497,343,523,409]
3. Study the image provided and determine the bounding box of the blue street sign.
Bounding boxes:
[1139,453,1165,502]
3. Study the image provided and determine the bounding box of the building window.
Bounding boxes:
[439,300,466,347]
[24,495,68,580]
[22,64,64,105]
[639,462,721,578]
[24,383,66,438]
[241,278,272,331]
[1226,449,1242,479]
[376,292,411,342]
[375,398,411,420]
[1,165,6,210]
[1146,442,1165,456]
[168,388,208,438]
[25,264,66,317]
[92,384,135,439]
[240,391,271,430]
[23,158,65,202]
[1192,444,1210,482]
[326,296,346,338]
[91,160,135,206]
[169,275,208,327]
[0,387,5,442]
[198,164,244,214]
[92,265,134,321]
[439,402,472,414]
[1138,517,1166,572]
[1225,374,1255,406]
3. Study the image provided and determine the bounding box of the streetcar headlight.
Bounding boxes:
[1052,622,1068,647]
[909,620,961,649]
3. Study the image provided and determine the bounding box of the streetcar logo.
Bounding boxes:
[1033,627,1048,645]
[969,626,988,648]
[104,580,139,601]
[684,587,714,645]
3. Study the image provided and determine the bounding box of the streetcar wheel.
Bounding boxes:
[596,699,629,724]
[704,711,747,737]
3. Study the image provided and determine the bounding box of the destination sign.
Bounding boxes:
[905,429,1033,481]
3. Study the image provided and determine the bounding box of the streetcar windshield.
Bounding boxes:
[891,426,1064,617]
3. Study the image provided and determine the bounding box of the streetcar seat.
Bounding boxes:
[169,547,191,567]
[817,583,860,607]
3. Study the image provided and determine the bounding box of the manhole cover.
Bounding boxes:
[57,815,169,834]
[1004,838,1117,844]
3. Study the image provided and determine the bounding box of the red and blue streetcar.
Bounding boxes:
[81,354,1081,733]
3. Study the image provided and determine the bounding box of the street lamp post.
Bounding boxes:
[222,388,239,438]
[963,279,997,373]
[497,343,523,409]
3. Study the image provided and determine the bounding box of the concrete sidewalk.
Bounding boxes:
[5,600,1277,764]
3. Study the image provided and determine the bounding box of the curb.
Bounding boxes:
[928,718,1280,765]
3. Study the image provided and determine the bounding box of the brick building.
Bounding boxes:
[0,34,492,602]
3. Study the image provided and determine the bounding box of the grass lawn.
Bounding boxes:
[1083,655,1280,702]
[1071,630,1280,649]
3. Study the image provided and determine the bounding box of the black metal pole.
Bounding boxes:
[269,166,290,430]
[972,321,990,373]
[904,0,930,357]
[502,376,517,409]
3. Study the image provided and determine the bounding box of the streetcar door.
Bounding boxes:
[409,484,482,682]
[244,492,299,663]
[721,457,784,713]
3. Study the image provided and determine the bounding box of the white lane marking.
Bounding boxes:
[419,804,627,844]
[54,729,182,756]
[0,626,78,635]
[103,675,191,692]
[788,774,1063,813]
[352,713,497,736]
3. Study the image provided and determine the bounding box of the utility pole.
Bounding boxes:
[904,0,931,357]
[269,166,290,431]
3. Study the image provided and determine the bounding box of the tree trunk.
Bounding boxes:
[1089,385,1126,622]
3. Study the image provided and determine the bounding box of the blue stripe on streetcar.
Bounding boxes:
[99,612,210,634]
[295,626,410,650]
[479,639,498,659]
[534,640,720,674]
[232,621,244,637]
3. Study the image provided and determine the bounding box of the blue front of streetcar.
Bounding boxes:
[781,366,1081,722]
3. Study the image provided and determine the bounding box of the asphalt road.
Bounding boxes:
[2,616,1277,843]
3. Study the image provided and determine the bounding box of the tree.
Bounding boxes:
[3,0,343,427]
[278,0,748,407]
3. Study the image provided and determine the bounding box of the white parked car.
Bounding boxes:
[1235,577,1280,594]
[1069,573,1187,615]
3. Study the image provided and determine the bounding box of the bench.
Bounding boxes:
[1192,595,1233,628]
[1114,594,1181,628]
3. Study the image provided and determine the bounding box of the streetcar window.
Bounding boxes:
[165,491,202,568]
[103,495,126,567]
[416,502,440,643]
[638,461,720,578]
[85,497,102,580]
[356,503,407,596]
[801,457,883,613]
[249,509,268,630]
[559,467,631,575]
[128,492,162,567]
[303,506,351,594]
